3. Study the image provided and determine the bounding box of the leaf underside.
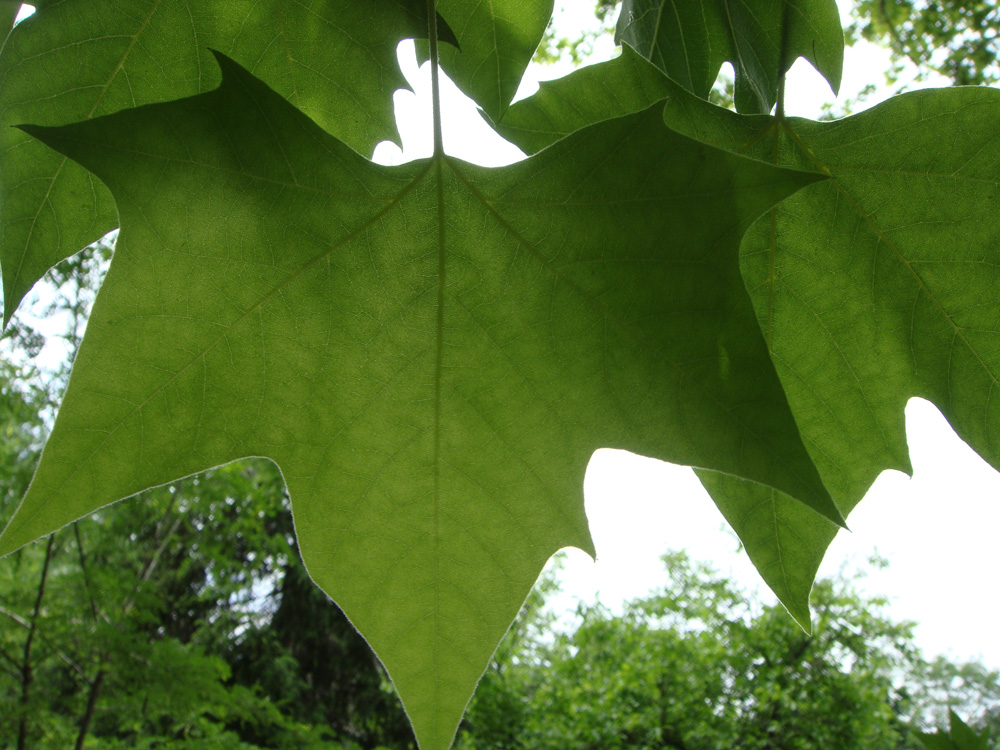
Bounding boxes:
[4,0,997,741]
[616,0,844,113]
[502,48,1000,628]
[0,0,455,325]
[0,53,835,749]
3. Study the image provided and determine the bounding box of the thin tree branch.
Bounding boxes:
[0,605,88,679]
[68,493,183,745]
[17,535,55,750]
[74,669,106,750]
[0,645,22,681]
[73,522,103,623]
[121,512,182,615]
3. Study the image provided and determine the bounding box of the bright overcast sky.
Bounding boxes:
[373,2,1000,670]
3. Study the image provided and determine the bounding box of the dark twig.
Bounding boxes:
[16,536,55,750]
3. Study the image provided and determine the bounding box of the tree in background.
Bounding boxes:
[848,1,999,88]
[457,553,1000,750]
[538,1,1000,115]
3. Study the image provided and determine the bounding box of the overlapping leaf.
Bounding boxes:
[497,45,677,152]
[420,0,553,123]
[0,53,833,748]
[0,0,456,324]
[501,49,1000,627]
[917,710,992,750]
[616,0,843,113]
[667,85,1000,626]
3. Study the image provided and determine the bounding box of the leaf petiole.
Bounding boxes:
[426,0,444,157]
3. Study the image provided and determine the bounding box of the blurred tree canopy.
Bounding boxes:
[848,1,999,87]
[456,553,1000,750]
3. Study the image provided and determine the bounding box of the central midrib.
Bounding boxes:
[432,152,446,734]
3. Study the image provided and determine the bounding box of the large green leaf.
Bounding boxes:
[499,49,1000,628]
[617,0,843,113]
[0,54,833,748]
[0,0,455,325]
[665,85,1000,626]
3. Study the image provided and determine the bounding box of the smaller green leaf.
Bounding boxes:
[662,85,1000,626]
[616,0,844,114]
[497,46,676,154]
[916,711,991,750]
[694,472,842,631]
[0,0,453,326]
[424,0,553,122]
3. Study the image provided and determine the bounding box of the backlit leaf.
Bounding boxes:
[423,0,553,123]
[498,45,679,154]
[0,53,831,748]
[499,48,1000,627]
[0,0,454,324]
[660,84,1000,624]
[616,0,843,113]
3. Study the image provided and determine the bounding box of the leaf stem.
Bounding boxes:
[426,0,444,157]
[775,0,791,119]
[775,73,786,120]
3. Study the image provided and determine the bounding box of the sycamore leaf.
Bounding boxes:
[498,45,680,154]
[616,0,843,113]
[917,711,992,750]
[664,85,1000,626]
[0,53,833,749]
[0,0,456,325]
[694,470,835,628]
[499,50,1000,628]
[418,0,552,123]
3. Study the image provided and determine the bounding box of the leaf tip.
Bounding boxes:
[13,122,45,138]
[783,600,814,634]
[12,122,61,161]
[829,505,849,530]
[13,122,68,160]
[205,47,240,79]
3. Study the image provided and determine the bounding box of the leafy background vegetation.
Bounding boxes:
[1,0,999,748]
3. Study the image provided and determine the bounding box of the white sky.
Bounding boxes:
[373,3,1000,670]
